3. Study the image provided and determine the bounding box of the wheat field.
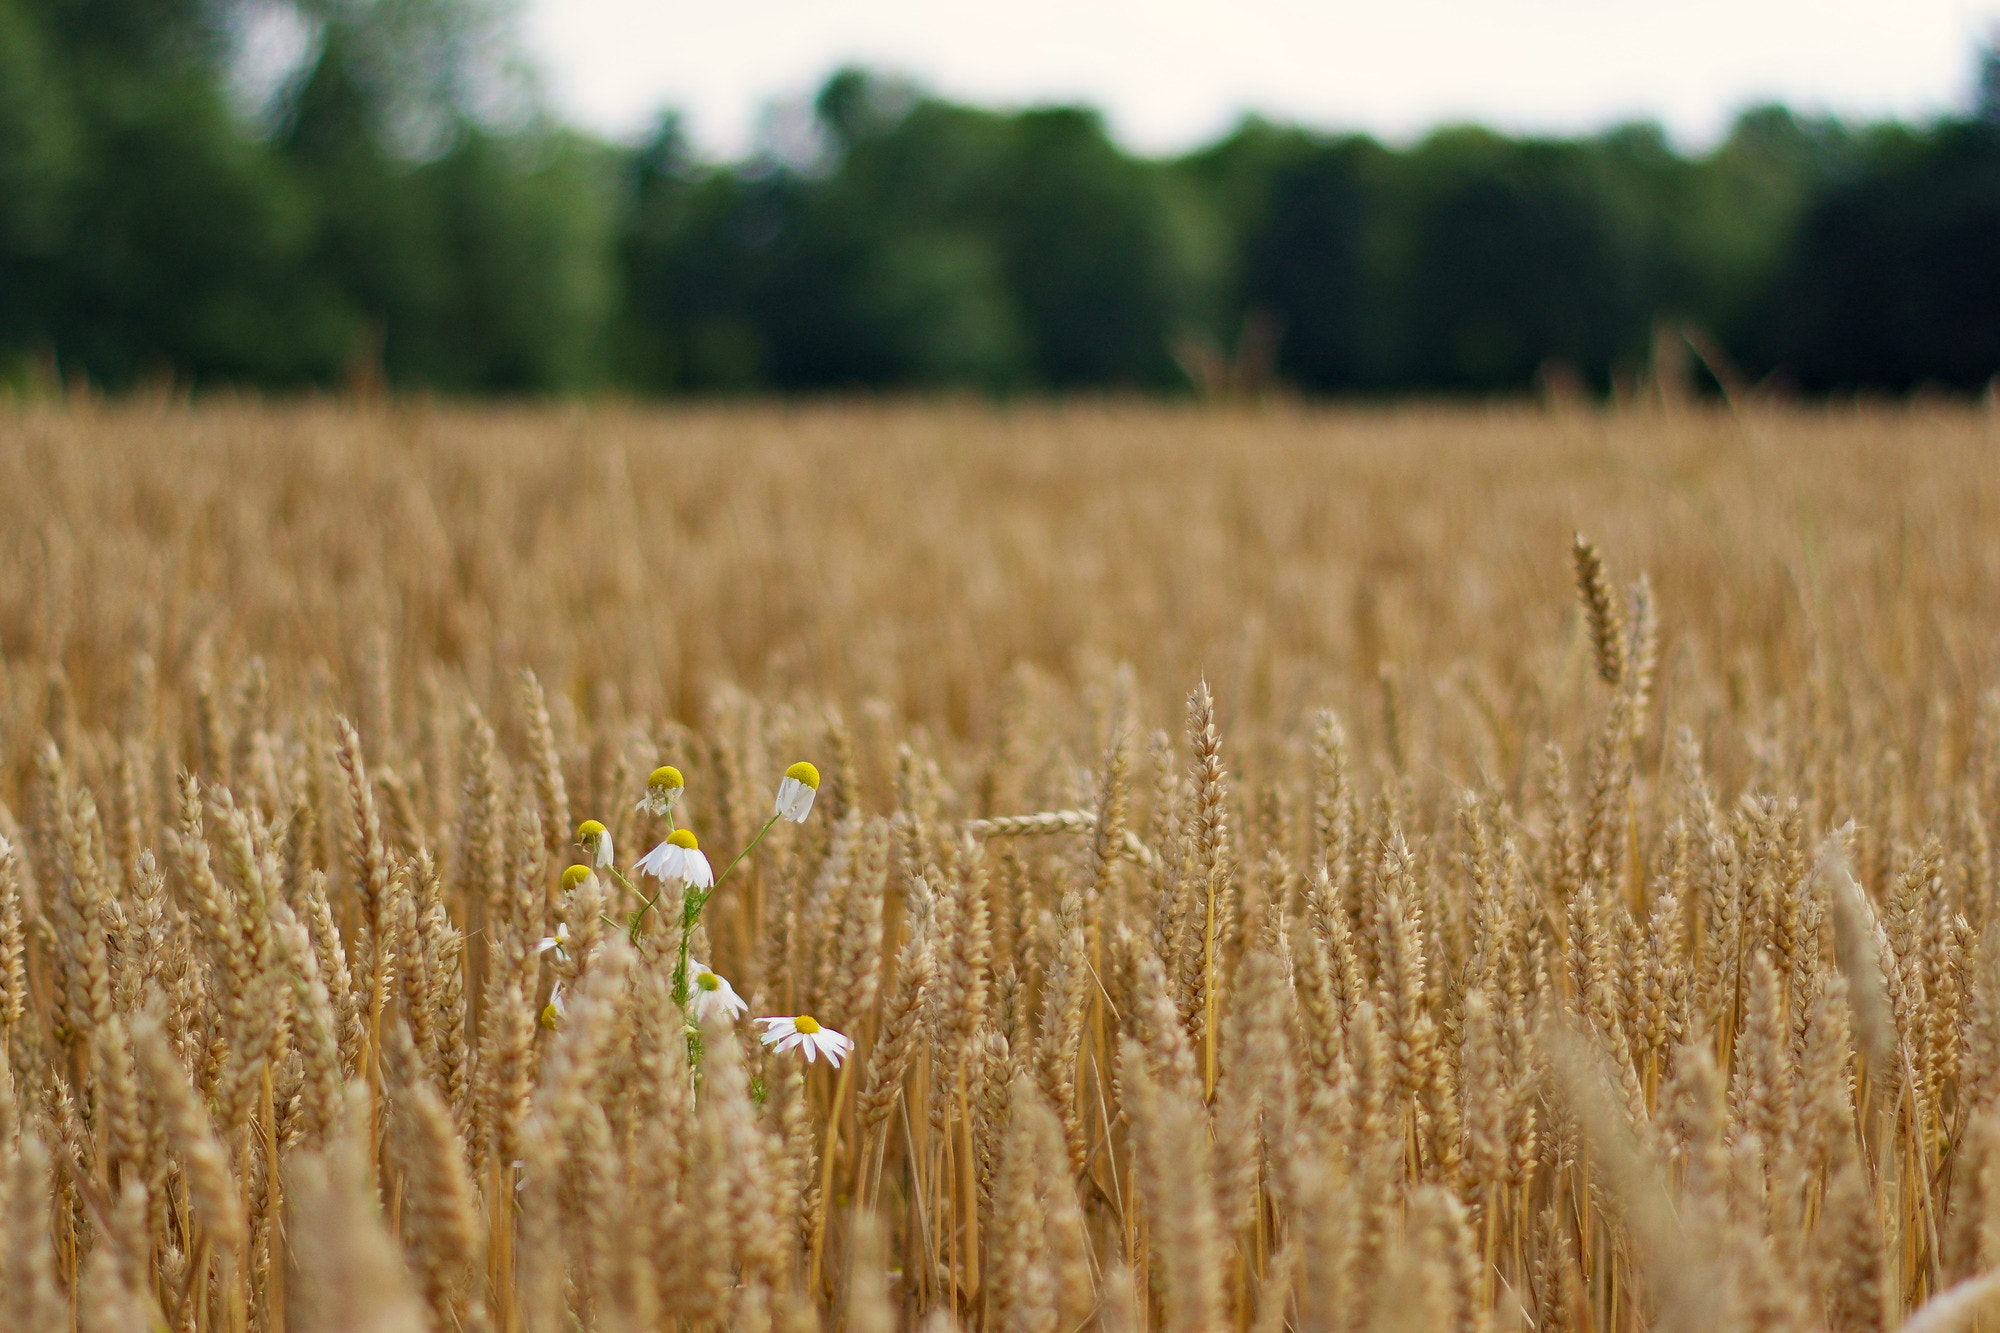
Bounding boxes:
[1,398,1999,1333]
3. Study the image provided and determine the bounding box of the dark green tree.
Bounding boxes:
[1743,122,2000,391]
[1227,133,1387,390]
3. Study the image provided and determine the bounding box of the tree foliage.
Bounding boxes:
[1,19,1997,395]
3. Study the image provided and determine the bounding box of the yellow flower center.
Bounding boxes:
[696,971,721,991]
[539,1003,560,1029]
[784,761,820,790]
[561,865,591,891]
[577,819,606,842]
[649,765,685,790]
[793,1014,821,1034]
[668,828,699,849]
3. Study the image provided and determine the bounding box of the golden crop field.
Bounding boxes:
[1,398,1999,1333]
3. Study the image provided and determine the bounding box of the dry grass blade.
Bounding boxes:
[965,809,1160,868]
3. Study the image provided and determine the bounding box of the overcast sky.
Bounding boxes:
[518,0,2000,158]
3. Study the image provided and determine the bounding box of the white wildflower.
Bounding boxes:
[774,760,820,822]
[634,828,713,887]
[755,1014,852,1067]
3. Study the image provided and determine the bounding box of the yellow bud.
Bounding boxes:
[577,818,607,842]
[784,760,820,790]
[649,765,684,790]
[793,1014,822,1034]
[561,865,591,891]
[668,828,699,850]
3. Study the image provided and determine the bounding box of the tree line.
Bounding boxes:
[4,0,1998,396]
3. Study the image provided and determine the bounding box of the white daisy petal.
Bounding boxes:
[774,776,817,822]
[637,836,709,887]
[634,842,673,880]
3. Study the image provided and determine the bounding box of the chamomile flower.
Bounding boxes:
[561,864,593,893]
[539,981,566,1029]
[774,761,820,822]
[686,960,748,1022]
[576,819,613,868]
[535,922,570,961]
[634,828,714,887]
[637,765,685,818]
[755,1014,853,1067]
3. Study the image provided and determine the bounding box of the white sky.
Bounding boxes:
[519,0,2000,158]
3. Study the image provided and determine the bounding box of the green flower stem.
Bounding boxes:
[626,890,661,941]
[672,812,779,1023]
[671,886,709,1009]
[712,812,782,893]
[622,878,666,936]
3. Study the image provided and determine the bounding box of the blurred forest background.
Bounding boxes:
[4,0,2000,397]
